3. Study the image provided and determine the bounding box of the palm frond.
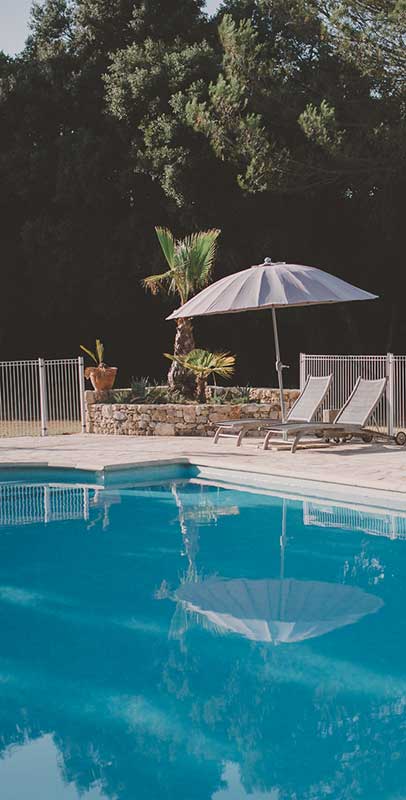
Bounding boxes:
[181,229,221,295]
[142,269,175,296]
[155,227,176,268]
[208,352,236,379]
[145,227,220,306]
[164,349,235,380]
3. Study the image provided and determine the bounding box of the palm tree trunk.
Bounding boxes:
[168,317,195,395]
[195,375,207,404]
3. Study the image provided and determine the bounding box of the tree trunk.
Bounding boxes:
[195,375,207,404]
[168,317,195,395]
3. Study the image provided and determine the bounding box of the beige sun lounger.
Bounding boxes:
[262,376,406,452]
[213,374,333,446]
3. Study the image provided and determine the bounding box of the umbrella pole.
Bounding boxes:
[277,498,287,622]
[272,308,286,423]
[279,498,287,582]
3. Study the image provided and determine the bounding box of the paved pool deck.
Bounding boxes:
[0,434,405,503]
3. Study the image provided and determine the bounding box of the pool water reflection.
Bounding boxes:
[0,476,405,799]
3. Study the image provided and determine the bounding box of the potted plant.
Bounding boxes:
[80,339,118,391]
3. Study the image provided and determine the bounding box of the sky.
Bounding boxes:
[0,0,223,56]
[206,0,223,14]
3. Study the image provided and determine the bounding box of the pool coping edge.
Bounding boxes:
[0,456,405,512]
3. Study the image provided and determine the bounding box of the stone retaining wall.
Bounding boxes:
[85,388,300,437]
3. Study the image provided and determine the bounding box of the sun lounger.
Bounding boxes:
[213,374,333,446]
[262,376,406,452]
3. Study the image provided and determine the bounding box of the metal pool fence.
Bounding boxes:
[300,353,406,435]
[303,500,406,541]
[0,357,86,437]
[0,483,90,527]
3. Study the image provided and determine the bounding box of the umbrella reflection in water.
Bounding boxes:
[171,496,383,645]
[174,575,383,645]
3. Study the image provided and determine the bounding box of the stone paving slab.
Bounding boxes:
[0,434,405,501]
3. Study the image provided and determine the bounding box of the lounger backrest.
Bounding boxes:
[287,374,333,423]
[335,377,387,427]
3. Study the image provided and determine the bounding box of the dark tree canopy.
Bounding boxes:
[0,0,405,385]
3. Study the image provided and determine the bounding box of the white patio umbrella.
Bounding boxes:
[167,258,378,421]
[175,576,383,645]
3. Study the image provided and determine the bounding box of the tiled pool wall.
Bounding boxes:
[0,462,195,487]
[1,461,406,514]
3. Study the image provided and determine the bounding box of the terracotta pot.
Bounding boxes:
[85,366,118,391]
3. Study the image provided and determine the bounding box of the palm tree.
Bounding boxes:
[165,349,235,403]
[143,227,221,393]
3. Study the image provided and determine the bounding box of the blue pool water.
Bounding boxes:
[1,470,406,799]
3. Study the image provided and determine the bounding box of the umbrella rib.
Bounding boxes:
[195,271,249,314]
[257,268,269,307]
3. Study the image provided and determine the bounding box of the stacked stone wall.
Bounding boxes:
[85,388,300,436]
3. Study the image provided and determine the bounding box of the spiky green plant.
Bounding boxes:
[80,339,105,366]
[130,376,150,402]
[143,227,221,394]
[165,349,235,403]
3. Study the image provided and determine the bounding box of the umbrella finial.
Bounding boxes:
[264,257,273,264]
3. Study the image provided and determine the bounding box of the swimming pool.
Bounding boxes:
[1,466,406,799]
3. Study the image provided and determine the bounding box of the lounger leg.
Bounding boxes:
[262,430,273,450]
[213,427,224,444]
[291,432,302,453]
[237,429,247,447]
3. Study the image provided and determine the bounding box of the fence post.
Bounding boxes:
[386,352,394,436]
[78,356,87,433]
[299,353,306,391]
[44,485,51,523]
[38,358,48,437]
[83,488,90,521]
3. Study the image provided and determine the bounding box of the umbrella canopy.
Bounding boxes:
[167,258,378,421]
[175,577,383,644]
[167,259,377,318]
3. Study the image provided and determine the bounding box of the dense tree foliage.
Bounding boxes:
[0,0,405,386]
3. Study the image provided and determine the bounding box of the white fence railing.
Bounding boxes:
[0,483,90,527]
[300,353,406,435]
[303,500,406,540]
[0,357,86,437]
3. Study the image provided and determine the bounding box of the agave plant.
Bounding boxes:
[165,349,235,403]
[80,339,105,367]
[143,227,221,394]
